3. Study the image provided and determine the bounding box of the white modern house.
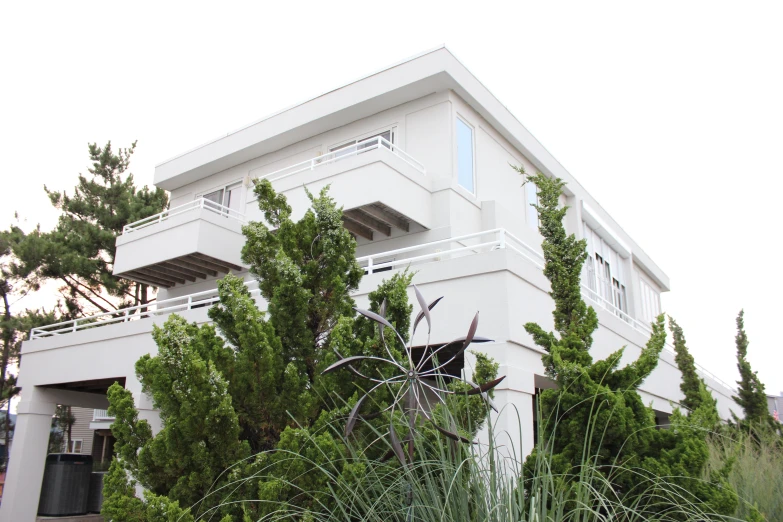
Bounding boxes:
[0,47,738,521]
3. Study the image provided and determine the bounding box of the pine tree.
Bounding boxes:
[105,179,497,519]
[669,316,719,426]
[519,170,667,487]
[519,169,736,515]
[105,181,408,518]
[10,141,168,316]
[1,227,63,460]
[732,310,774,430]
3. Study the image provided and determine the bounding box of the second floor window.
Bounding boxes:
[330,128,395,158]
[639,278,661,324]
[526,181,539,229]
[584,223,628,314]
[202,182,242,214]
[456,118,474,193]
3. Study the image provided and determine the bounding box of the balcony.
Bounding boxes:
[90,409,115,430]
[31,229,527,340]
[113,198,246,287]
[92,409,114,421]
[253,136,432,238]
[31,227,738,399]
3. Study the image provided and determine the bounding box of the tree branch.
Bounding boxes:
[60,276,112,314]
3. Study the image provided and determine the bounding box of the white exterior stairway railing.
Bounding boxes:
[122,197,246,235]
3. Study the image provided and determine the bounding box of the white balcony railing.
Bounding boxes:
[581,285,737,392]
[92,409,115,421]
[33,223,728,395]
[581,285,654,337]
[29,229,524,339]
[29,284,261,339]
[259,136,426,183]
[122,198,246,235]
[357,228,544,274]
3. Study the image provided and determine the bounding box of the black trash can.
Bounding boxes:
[87,471,107,513]
[37,453,93,516]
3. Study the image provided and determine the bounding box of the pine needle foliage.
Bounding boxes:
[669,317,719,427]
[9,141,168,316]
[517,169,736,516]
[731,310,775,431]
[103,181,497,520]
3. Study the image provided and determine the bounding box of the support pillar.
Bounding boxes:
[0,391,56,522]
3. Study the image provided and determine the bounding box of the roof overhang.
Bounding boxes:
[155,46,579,193]
[154,46,669,288]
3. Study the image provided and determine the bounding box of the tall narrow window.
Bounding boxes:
[456,118,474,193]
[224,182,242,213]
[526,182,538,229]
[613,278,627,313]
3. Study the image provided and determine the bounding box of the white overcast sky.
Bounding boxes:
[1,2,781,397]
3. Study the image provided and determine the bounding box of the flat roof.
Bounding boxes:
[154,46,669,290]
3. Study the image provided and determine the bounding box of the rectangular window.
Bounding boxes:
[613,278,627,313]
[330,128,395,158]
[639,279,661,323]
[584,222,629,316]
[224,182,242,213]
[202,188,224,211]
[67,439,83,454]
[585,256,597,293]
[527,182,539,229]
[456,118,474,193]
[200,182,243,215]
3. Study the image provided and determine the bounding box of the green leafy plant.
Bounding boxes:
[516,167,736,516]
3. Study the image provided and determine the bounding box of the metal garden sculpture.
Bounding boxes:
[322,285,505,466]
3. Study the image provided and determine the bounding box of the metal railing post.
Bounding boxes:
[124,309,130,323]
[499,229,506,250]
[187,295,193,310]
[367,257,374,275]
[72,319,78,333]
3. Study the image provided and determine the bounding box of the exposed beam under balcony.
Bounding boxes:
[125,270,177,288]
[158,261,207,280]
[143,265,190,285]
[187,253,243,273]
[172,258,218,277]
[342,216,374,240]
[341,202,420,241]
[120,253,245,288]
[360,203,410,232]
[344,209,392,236]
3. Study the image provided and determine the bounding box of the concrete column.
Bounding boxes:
[0,391,56,522]
[465,342,537,462]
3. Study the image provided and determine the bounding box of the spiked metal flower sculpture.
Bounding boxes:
[322,285,505,466]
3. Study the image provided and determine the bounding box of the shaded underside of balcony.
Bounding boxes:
[118,253,243,288]
[342,202,424,241]
[39,376,126,395]
[114,205,248,288]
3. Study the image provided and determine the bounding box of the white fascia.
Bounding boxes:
[152,46,670,290]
